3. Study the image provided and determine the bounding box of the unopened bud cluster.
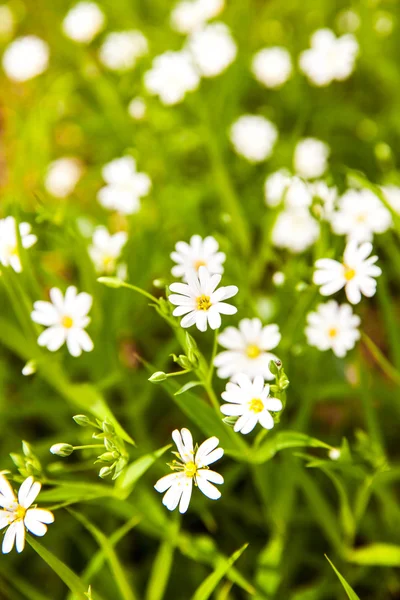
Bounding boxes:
[10,441,42,478]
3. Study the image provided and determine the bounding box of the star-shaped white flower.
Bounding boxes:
[170,234,226,280]
[305,300,360,357]
[313,240,382,304]
[0,475,54,554]
[0,217,37,273]
[97,156,151,215]
[31,286,94,357]
[169,266,238,331]
[89,226,128,275]
[214,318,281,380]
[220,374,282,435]
[330,189,392,242]
[154,428,224,514]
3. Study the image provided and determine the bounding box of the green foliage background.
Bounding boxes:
[1,0,400,599]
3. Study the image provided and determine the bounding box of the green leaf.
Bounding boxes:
[145,519,180,600]
[27,536,89,600]
[249,431,332,464]
[174,381,203,395]
[191,543,249,600]
[115,445,171,498]
[68,509,137,600]
[345,543,400,567]
[325,556,360,600]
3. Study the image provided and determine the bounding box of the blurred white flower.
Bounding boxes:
[305,300,360,357]
[331,189,392,242]
[0,5,15,38]
[272,271,285,287]
[329,448,341,460]
[128,96,146,120]
[0,217,37,273]
[294,138,330,179]
[214,318,281,380]
[99,31,148,71]
[0,475,54,554]
[272,208,319,253]
[299,29,358,86]
[309,180,338,218]
[97,156,151,215]
[154,428,224,513]
[62,2,105,44]
[44,157,83,198]
[230,115,278,163]
[382,185,400,214]
[31,286,94,357]
[89,226,128,274]
[265,172,312,209]
[169,266,238,331]
[171,234,225,280]
[251,47,292,89]
[188,22,237,77]
[314,240,381,304]
[2,36,49,82]
[220,374,282,434]
[144,51,200,105]
[171,0,224,34]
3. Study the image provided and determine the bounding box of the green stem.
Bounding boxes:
[208,328,220,384]
[202,379,221,414]
[361,332,400,387]
[73,445,104,451]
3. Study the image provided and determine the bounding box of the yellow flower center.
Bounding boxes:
[102,255,115,267]
[7,245,18,257]
[196,295,211,311]
[194,259,206,271]
[61,316,74,329]
[246,344,261,359]
[344,266,356,281]
[184,461,198,478]
[328,327,338,338]
[249,398,264,414]
[356,213,366,223]
[14,505,26,521]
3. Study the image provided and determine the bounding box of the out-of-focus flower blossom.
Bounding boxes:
[0,217,37,273]
[230,115,278,163]
[89,226,128,275]
[313,240,381,304]
[62,2,105,44]
[128,97,146,120]
[31,286,94,357]
[220,374,282,434]
[294,138,330,179]
[305,300,360,357]
[272,208,320,253]
[144,51,200,105]
[171,234,225,280]
[44,157,83,198]
[169,266,238,331]
[97,156,151,215]
[2,36,49,82]
[251,47,292,89]
[188,22,237,77]
[331,189,392,242]
[99,31,148,71]
[299,28,358,86]
[214,318,281,380]
[265,172,312,209]
[171,0,224,34]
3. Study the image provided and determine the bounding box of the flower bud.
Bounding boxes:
[50,443,74,457]
[268,359,282,376]
[102,421,115,435]
[99,466,114,478]
[97,276,124,288]
[73,414,91,427]
[149,371,167,383]
[22,360,36,376]
[185,332,198,352]
[97,451,115,463]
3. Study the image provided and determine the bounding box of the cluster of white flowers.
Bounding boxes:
[2,36,49,82]
[230,115,278,163]
[97,156,151,214]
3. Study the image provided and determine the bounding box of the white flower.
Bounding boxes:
[99,31,148,71]
[62,2,105,44]
[0,475,54,554]
[331,189,392,242]
[171,234,225,280]
[2,36,49,82]
[0,217,37,273]
[44,157,82,198]
[220,374,282,434]
[313,241,381,305]
[128,97,146,120]
[169,266,238,332]
[265,171,313,209]
[251,47,292,89]
[214,318,281,381]
[272,208,319,253]
[144,51,200,105]
[294,138,330,179]
[382,185,400,214]
[31,286,94,357]
[97,156,151,215]
[305,300,360,357]
[89,226,128,274]
[299,28,358,86]
[230,115,278,163]
[154,428,224,513]
[188,22,237,78]
[171,0,224,34]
